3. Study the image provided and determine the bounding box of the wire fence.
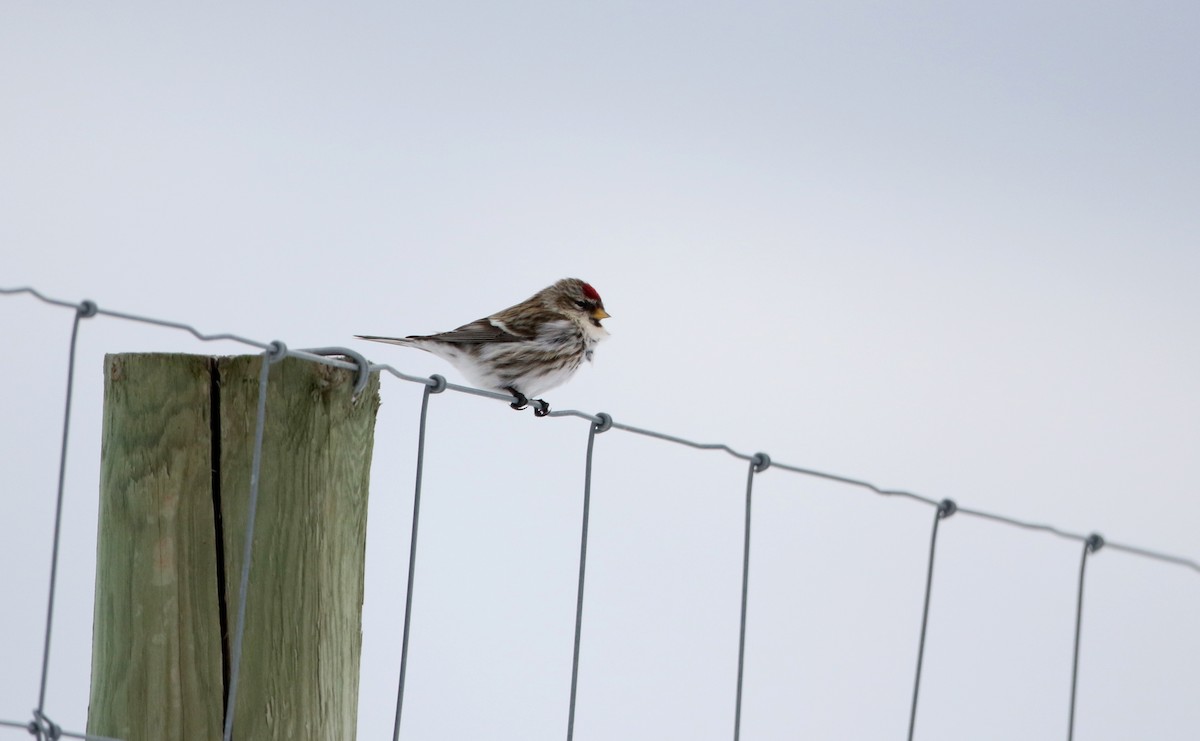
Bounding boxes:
[2,284,1198,741]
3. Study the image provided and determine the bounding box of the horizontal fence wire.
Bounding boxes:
[3,284,1200,741]
[5,285,1195,573]
[0,712,123,741]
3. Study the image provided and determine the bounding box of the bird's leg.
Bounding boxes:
[533,399,550,417]
[505,387,529,411]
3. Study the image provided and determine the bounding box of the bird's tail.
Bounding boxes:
[354,334,417,347]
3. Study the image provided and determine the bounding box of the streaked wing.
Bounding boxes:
[413,318,528,344]
[487,305,566,337]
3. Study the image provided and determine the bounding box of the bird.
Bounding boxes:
[356,278,610,416]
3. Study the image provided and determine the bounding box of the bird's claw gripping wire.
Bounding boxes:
[505,387,550,416]
[506,388,529,411]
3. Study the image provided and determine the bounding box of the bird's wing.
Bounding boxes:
[410,317,529,344]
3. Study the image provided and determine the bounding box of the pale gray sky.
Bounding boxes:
[3,3,1198,740]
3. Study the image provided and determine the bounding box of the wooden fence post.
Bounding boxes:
[88,353,380,741]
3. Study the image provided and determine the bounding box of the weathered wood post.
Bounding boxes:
[88,353,380,741]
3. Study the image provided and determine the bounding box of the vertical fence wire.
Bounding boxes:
[35,302,95,729]
[565,413,611,741]
[733,453,770,741]
[392,376,445,741]
[1067,534,1103,741]
[907,498,956,741]
[222,345,284,741]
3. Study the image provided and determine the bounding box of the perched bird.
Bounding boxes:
[356,278,610,416]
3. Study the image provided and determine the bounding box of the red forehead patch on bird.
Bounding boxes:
[581,283,601,302]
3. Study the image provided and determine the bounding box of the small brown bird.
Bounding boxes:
[356,278,610,416]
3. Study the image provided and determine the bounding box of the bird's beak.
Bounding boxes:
[592,307,611,320]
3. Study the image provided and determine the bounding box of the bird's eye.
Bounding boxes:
[575,300,590,310]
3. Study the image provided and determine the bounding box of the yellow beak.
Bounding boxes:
[592,307,611,320]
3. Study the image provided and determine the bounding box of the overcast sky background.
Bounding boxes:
[3,2,1199,740]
